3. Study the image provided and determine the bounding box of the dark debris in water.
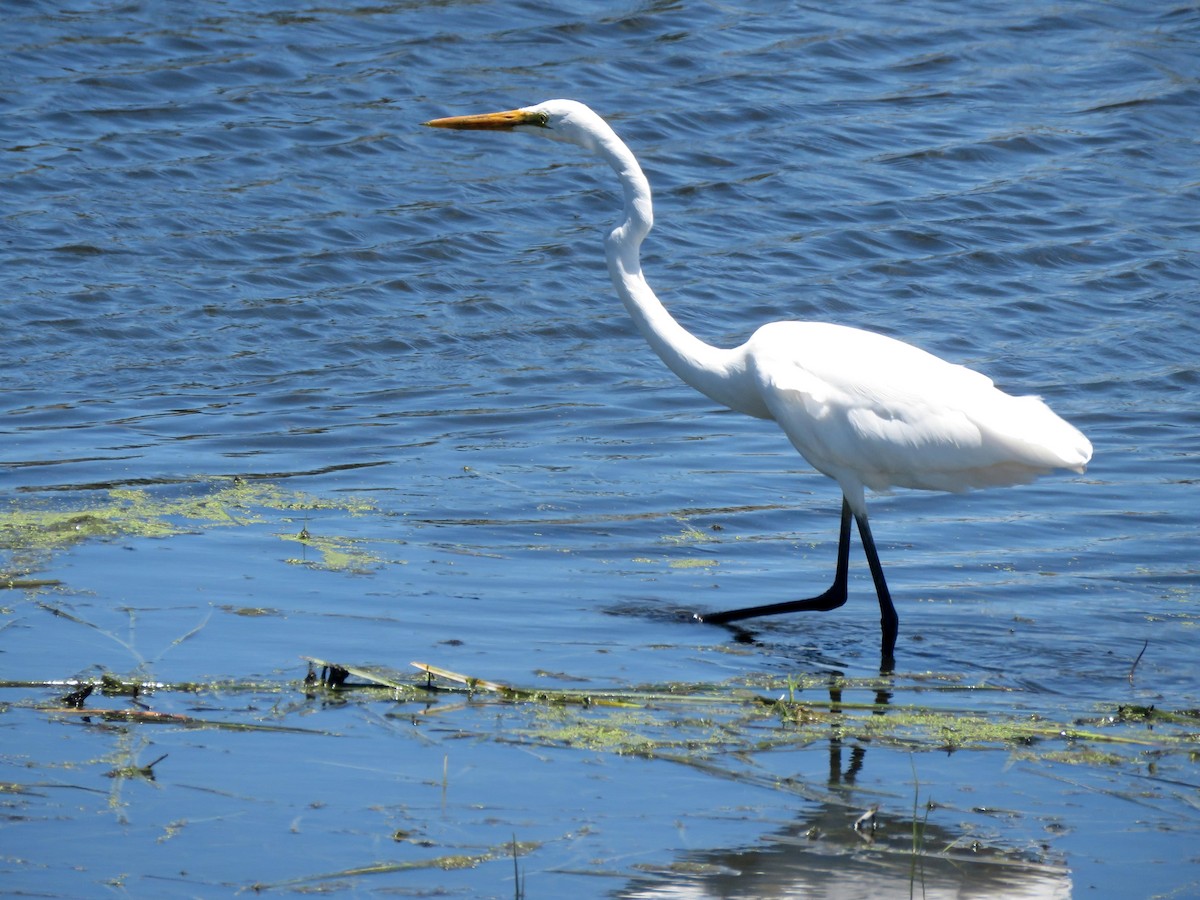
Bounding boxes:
[59,682,94,709]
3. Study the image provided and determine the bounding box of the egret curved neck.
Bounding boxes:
[594,129,765,419]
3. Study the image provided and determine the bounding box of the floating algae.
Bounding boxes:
[0,478,387,580]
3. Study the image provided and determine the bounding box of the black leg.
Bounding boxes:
[852,509,898,669]
[696,497,853,624]
[695,496,899,668]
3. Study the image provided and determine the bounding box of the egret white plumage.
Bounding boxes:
[424,99,1092,666]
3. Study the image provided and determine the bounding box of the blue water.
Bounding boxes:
[3,1,1198,897]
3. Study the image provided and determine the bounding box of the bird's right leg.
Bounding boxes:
[851,508,898,668]
[695,497,852,624]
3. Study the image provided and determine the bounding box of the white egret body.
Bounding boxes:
[424,100,1092,665]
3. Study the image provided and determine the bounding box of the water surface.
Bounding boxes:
[3,1,1198,897]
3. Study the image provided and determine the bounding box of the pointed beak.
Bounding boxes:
[422,108,547,130]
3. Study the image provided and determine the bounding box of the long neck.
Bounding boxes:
[591,126,769,419]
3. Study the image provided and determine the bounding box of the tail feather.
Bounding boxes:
[981,394,1092,473]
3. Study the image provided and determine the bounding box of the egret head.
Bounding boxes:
[423,99,606,150]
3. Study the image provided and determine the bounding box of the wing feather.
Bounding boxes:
[748,322,1090,500]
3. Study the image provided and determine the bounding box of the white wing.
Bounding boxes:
[747,322,1091,509]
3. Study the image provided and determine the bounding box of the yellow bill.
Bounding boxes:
[422,108,548,130]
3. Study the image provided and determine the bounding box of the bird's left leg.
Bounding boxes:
[695,497,853,625]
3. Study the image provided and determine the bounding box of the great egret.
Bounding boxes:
[424,99,1092,665]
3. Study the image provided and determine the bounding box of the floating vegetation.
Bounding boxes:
[0,478,386,578]
[281,529,396,573]
[298,657,1200,763]
[668,557,718,569]
[11,654,1194,767]
[104,752,168,781]
[249,838,544,892]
